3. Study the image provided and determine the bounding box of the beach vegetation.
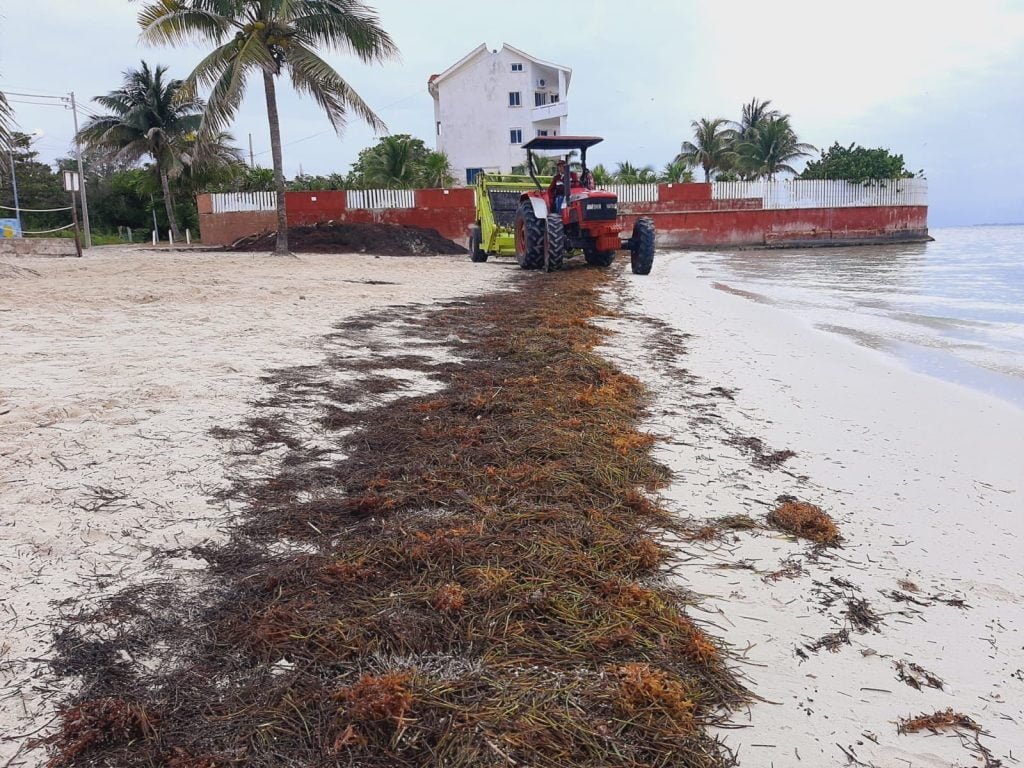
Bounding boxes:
[613,160,658,183]
[137,0,398,255]
[347,134,455,189]
[76,62,237,240]
[659,158,695,184]
[800,142,920,183]
[735,115,815,181]
[676,117,737,182]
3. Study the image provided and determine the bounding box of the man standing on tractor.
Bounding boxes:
[548,158,579,212]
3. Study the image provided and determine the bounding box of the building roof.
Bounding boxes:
[427,43,572,94]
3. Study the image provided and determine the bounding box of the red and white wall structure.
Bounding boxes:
[196,178,928,250]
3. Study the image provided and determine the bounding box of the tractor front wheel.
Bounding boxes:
[514,201,545,270]
[469,224,488,262]
[544,214,565,272]
[584,248,616,267]
[630,217,655,275]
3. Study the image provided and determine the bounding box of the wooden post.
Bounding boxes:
[69,189,83,258]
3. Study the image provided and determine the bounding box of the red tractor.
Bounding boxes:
[514,135,655,274]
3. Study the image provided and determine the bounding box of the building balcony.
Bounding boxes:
[531,100,567,122]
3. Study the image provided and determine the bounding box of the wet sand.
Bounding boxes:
[604,251,1024,767]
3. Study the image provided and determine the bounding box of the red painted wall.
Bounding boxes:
[617,204,929,247]
[197,186,928,249]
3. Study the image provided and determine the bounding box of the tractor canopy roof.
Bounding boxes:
[522,135,604,151]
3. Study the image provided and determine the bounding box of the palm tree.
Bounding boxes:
[676,118,736,182]
[78,62,203,239]
[614,161,656,183]
[730,98,783,179]
[419,151,454,188]
[735,98,781,140]
[659,159,694,184]
[138,0,398,255]
[737,116,815,180]
[590,163,612,186]
[359,134,420,188]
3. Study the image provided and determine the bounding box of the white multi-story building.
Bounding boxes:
[428,43,571,185]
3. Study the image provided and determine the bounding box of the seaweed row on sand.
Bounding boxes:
[43,264,745,767]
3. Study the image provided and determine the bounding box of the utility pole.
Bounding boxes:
[68,92,92,248]
[249,133,255,168]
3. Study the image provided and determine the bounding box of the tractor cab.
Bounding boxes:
[511,135,655,274]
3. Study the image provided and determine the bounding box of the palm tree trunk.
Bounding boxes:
[262,69,289,255]
[159,168,181,241]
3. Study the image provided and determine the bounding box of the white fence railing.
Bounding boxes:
[712,178,927,209]
[599,183,659,204]
[211,191,277,213]
[346,189,416,210]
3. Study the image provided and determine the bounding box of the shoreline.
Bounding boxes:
[605,251,1023,766]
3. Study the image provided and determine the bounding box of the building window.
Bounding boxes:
[536,129,548,136]
[511,63,523,72]
[550,93,559,104]
[436,121,441,136]
[534,92,546,107]
[508,91,521,107]
[510,128,522,144]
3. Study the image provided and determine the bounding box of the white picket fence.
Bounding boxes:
[599,183,659,203]
[711,178,927,209]
[206,189,418,213]
[211,191,277,213]
[346,189,416,210]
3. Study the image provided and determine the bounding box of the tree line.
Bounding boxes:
[1,0,919,251]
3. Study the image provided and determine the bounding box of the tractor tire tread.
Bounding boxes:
[515,202,545,270]
[544,214,565,272]
[630,217,655,275]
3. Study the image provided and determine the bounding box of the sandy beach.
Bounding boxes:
[605,251,1024,766]
[2,246,1021,766]
[0,247,509,765]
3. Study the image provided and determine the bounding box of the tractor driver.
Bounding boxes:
[549,158,579,212]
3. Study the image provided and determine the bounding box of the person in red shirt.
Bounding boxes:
[548,158,579,212]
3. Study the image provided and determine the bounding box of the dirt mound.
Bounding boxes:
[229,222,466,257]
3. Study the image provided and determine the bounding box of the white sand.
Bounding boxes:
[605,252,1024,767]
[0,246,508,766]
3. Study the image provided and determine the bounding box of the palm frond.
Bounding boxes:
[286,43,385,134]
[197,36,275,135]
[137,0,232,46]
[291,1,399,62]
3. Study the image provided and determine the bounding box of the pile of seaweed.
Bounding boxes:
[44,264,745,767]
[228,222,466,256]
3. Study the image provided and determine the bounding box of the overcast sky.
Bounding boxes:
[2,0,1022,227]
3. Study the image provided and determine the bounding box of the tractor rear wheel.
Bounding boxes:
[514,201,545,270]
[584,248,616,267]
[469,224,488,262]
[544,214,565,272]
[630,217,655,275]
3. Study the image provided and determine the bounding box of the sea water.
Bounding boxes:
[686,225,1024,408]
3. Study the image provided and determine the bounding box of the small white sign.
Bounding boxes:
[62,171,80,192]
